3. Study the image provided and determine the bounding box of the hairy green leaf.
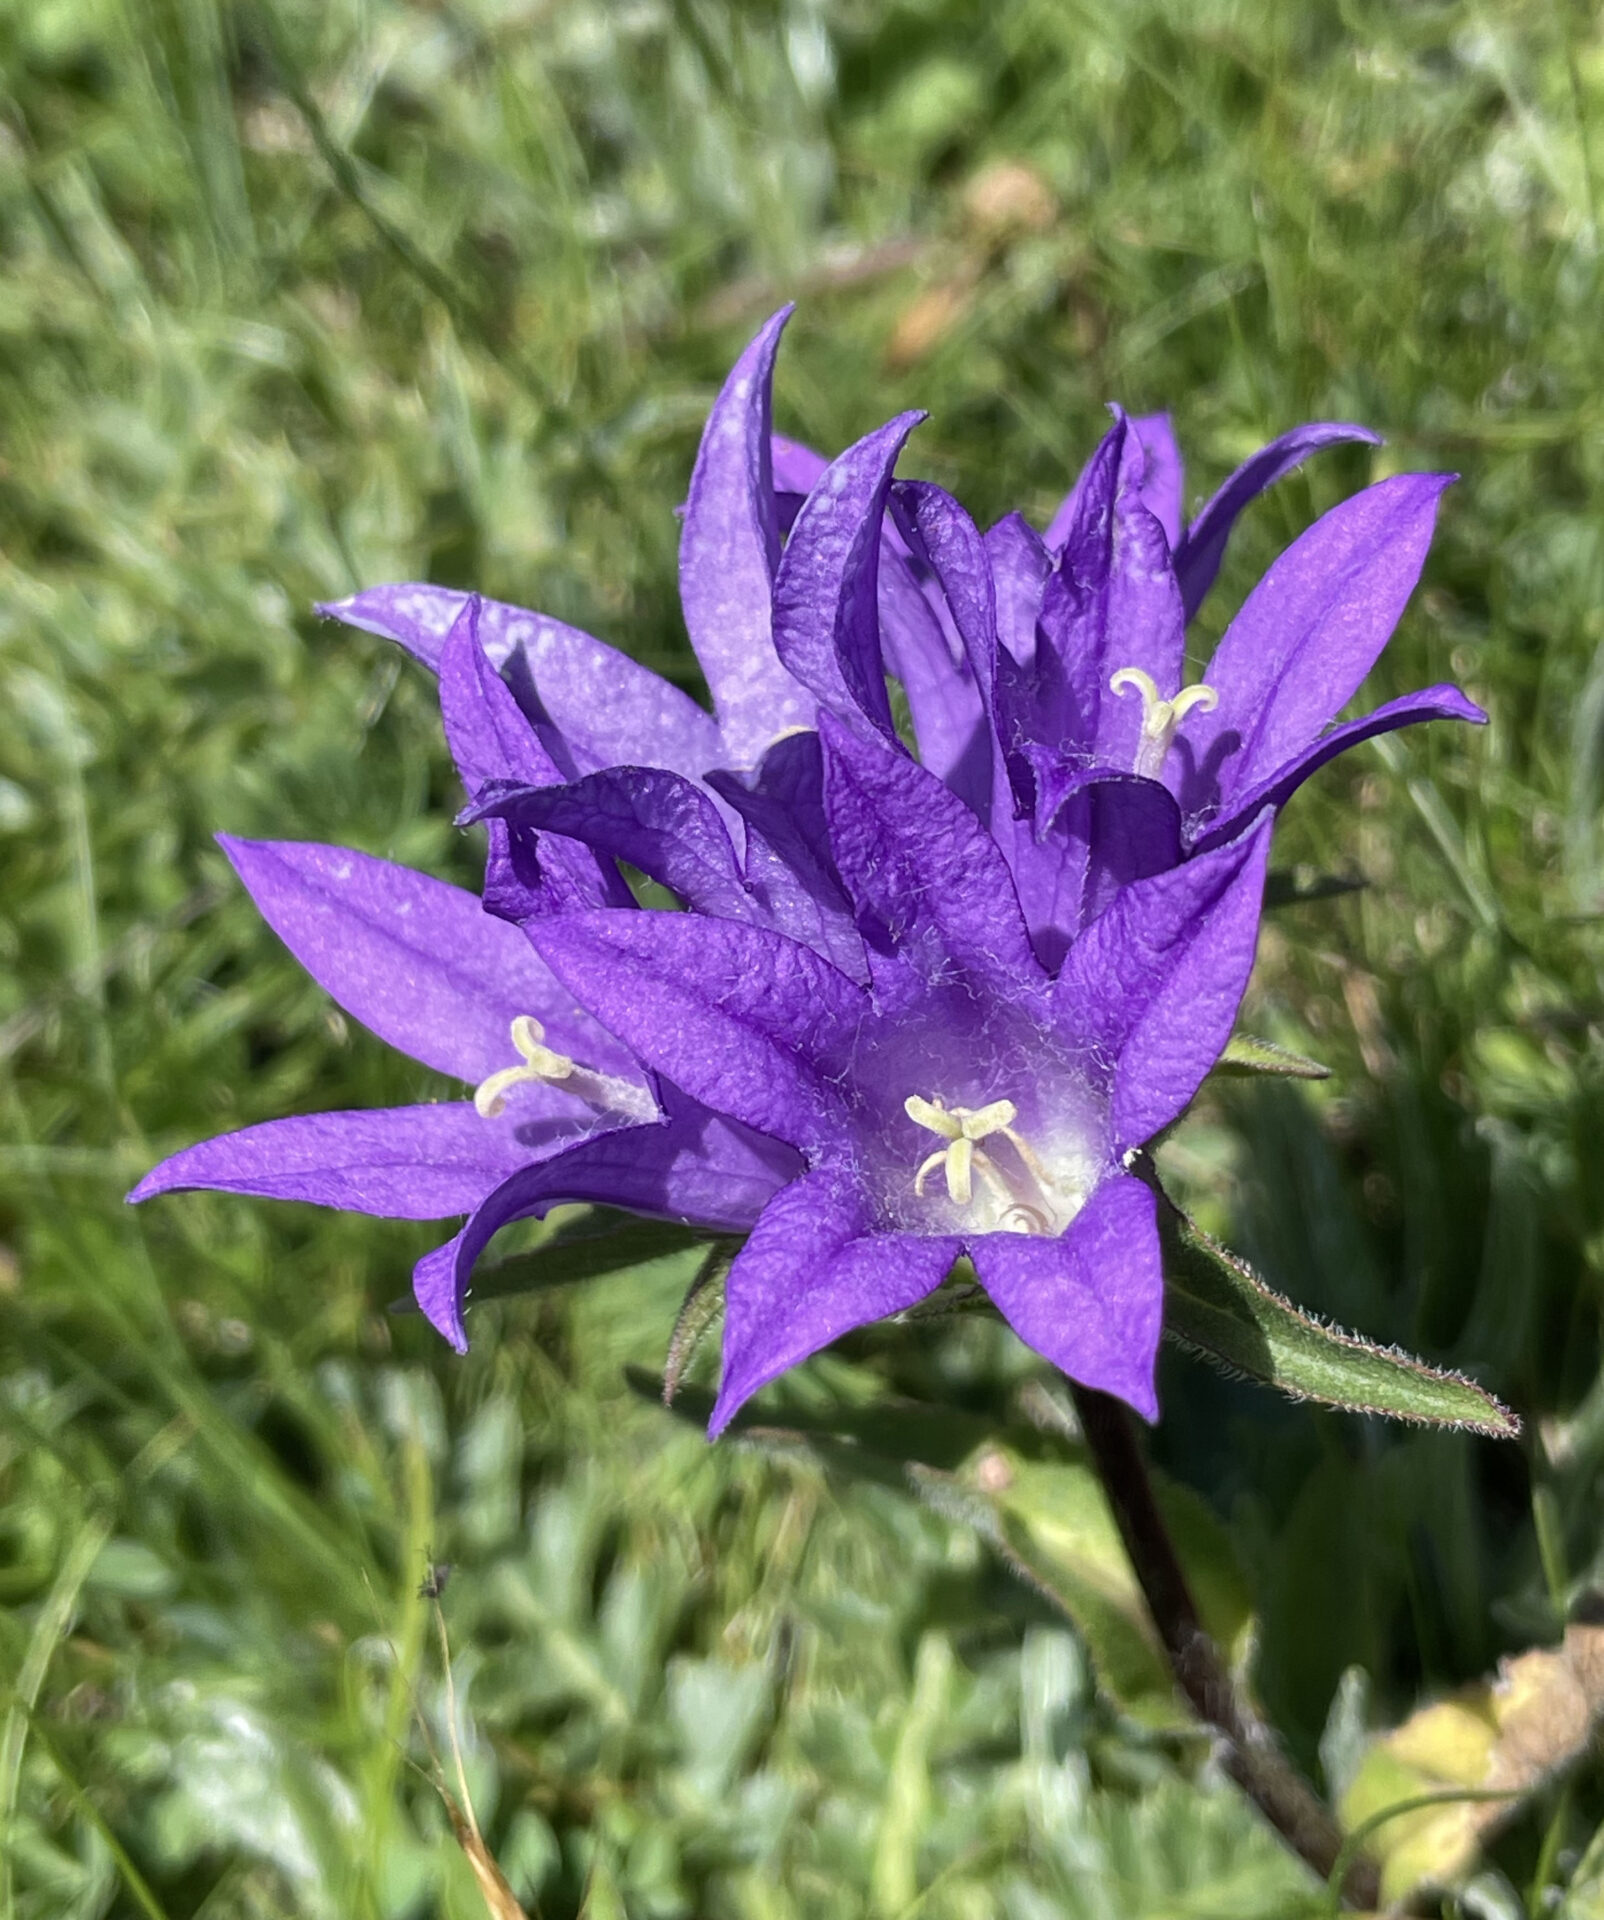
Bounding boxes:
[661,1239,736,1405]
[1155,1188,1518,1437]
[1217,1034,1333,1080]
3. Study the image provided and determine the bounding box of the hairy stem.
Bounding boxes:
[1069,1384,1380,1910]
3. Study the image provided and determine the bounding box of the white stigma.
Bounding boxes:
[905,1093,1065,1234]
[1108,666,1219,779]
[474,1016,656,1123]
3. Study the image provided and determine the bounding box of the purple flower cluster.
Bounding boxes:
[133,310,1483,1428]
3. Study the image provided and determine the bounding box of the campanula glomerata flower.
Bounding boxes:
[133,309,1482,1428]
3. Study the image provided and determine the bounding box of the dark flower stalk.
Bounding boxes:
[1072,1384,1381,1907]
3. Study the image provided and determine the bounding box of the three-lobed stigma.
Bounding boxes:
[1108,666,1219,780]
[475,1017,656,1124]
[904,1093,1061,1234]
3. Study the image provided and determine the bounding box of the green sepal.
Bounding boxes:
[1152,1177,1519,1437]
[1216,1034,1332,1080]
[661,1239,736,1405]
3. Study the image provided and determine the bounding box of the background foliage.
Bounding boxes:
[2,0,1603,1913]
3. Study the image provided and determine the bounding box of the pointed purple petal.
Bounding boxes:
[522,911,867,1149]
[680,308,815,766]
[1043,404,1152,554]
[1187,473,1452,815]
[1132,412,1185,549]
[772,413,925,738]
[983,511,1051,669]
[1189,684,1487,854]
[218,837,625,1083]
[414,1103,802,1350]
[1175,421,1383,619]
[820,713,1042,995]
[323,584,723,784]
[710,1171,957,1433]
[130,1102,548,1218]
[469,767,754,922]
[1053,818,1272,1150]
[970,1173,1162,1420]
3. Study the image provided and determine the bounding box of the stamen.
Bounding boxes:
[474,1016,656,1124]
[905,1093,1065,1234]
[1109,666,1219,779]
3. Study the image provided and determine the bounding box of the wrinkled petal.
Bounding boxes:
[772,412,924,739]
[522,910,867,1150]
[324,584,723,784]
[414,1101,802,1350]
[1053,817,1272,1149]
[1042,403,1151,553]
[218,836,625,1083]
[680,307,815,766]
[1131,411,1185,551]
[894,484,1000,698]
[710,1170,958,1433]
[820,713,1042,996]
[707,732,868,981]
[130,1101,552,1219]
[469,767,754,921]
[1175,421,1382,619]
[437,595,558,794]
[440,599,627,914]
[1043,414,1187,774]
[1184,473,1451,817]
[1188,683,1487,854]
[878,543,988,807]
[1007,769,1185,969]
[970,1173,1162,1420]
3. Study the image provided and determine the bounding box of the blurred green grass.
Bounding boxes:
[3,0,1604,1914]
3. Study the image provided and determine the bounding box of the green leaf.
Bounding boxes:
[1153,1182,1519,1437]
[908,1447,1254,1726]
[635,1370,1254,1725]
[474,1212,708,1303]
[1217,1034,1332,1080]
[1265,866,1365,908]
[661,1240,736,1405]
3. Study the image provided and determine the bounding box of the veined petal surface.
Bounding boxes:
[414,1102,802,1350]
[971,1173,1163,1420]
[524,911,867,1150]
[130,1102,549,1219]
[1187,473,1452,815]
[710,1170,958,1434]
[218,836,626,1083]
[1053,818,1271,1149]
[324,583,723,784]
